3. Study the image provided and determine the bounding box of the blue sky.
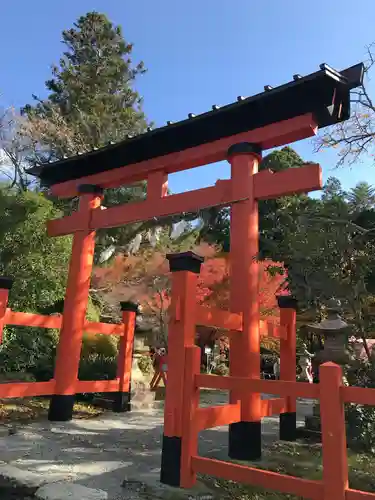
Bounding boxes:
[2,0,375,195]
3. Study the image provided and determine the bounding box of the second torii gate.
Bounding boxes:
[44,143,320,459]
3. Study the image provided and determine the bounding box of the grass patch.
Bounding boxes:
[0,397,103,424]
[200,441,375,499]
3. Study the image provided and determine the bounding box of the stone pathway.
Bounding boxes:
[0,392,313,499]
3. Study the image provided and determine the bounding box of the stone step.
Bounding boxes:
[130,400,163,411]
[91,391,163,411]
[130,385,159,410]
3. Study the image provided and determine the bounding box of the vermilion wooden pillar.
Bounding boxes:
[160,251,203,487]
[0,277,13,345]
[112,301,138,412]
[277,295,298,441]
[320,362,348,499]
[228,142,262,460]
[48,184,103,421]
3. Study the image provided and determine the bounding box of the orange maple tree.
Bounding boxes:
[93,243,287,349]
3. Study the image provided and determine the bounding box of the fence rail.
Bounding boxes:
[0,380,56,398]
[3,309,124,335]
[195,373,320,399]
[194,305,286,339]
[192,456,324,500]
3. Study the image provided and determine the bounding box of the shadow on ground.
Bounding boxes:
[0,393,313,499]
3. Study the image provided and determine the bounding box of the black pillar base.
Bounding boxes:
[48,394,75,422]
[112,391,131,412]
[279,412,297,441]
[160,435,182,487]
[229,421,261,460]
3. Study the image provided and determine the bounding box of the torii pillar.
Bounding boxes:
[227,142,322,460]
[48,184,103,421]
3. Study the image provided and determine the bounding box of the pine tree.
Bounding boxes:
[321,177,346,202]
[260,146,304,172]
[18,12,155,264]
[23,11,148,160]
[347,182,375,212]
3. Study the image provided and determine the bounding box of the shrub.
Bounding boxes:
[78,353,118,381]
[137,355,153,374]
[79,332,119,383]
[0,371,35,383]
[0,189,71,313]
[345,360,375,452]
[0,326,58,381]
[81,333,118,358]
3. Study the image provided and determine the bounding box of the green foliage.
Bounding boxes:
[346,361,375,452]
[281,178,375,328]
[0,371,35,383]
[80,326,119,382]
[0,187,71,380]
[321,176,346,202]
[347,182,375,213]
[137,355,153,375]
[257,173,375,346]
[197,147,306,253]
[78,354,117,381]
[81,333,118,358]
[0,326,58,381]
[260,146,304,173]
[258,147,308,260]
[86,296,101,322]
[197,207,230,251]
[0,187,71,312]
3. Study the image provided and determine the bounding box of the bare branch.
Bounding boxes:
[0,106,36,191]
[312,43,375,167]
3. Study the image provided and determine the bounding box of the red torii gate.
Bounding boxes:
[27,62,363,489]
[43,126,321,430]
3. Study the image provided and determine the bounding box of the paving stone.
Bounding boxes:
[0,464,47,488]
[36,482,108,500]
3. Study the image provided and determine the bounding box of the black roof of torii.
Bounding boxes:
[29,62,364,187]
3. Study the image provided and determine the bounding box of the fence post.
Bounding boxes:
[0,277,13,345]
[320,362,348,500]
[160,251,203,487]
[277,295,297,441]
[48,184,103,422]
[112,301,138,412]
[180,345,201,489]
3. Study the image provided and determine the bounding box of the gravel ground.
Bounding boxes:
[0,392,313,500]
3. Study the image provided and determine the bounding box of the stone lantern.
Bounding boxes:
[302,298,354,435]
[308,298,353,369]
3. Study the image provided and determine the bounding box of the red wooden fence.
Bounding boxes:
[161,262,375,499]
[0,300,135,407]
[180,348,375,500]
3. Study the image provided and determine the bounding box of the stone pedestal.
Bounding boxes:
[300,298,353,439]
[130,353,157,410]
[304,403,321,432]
